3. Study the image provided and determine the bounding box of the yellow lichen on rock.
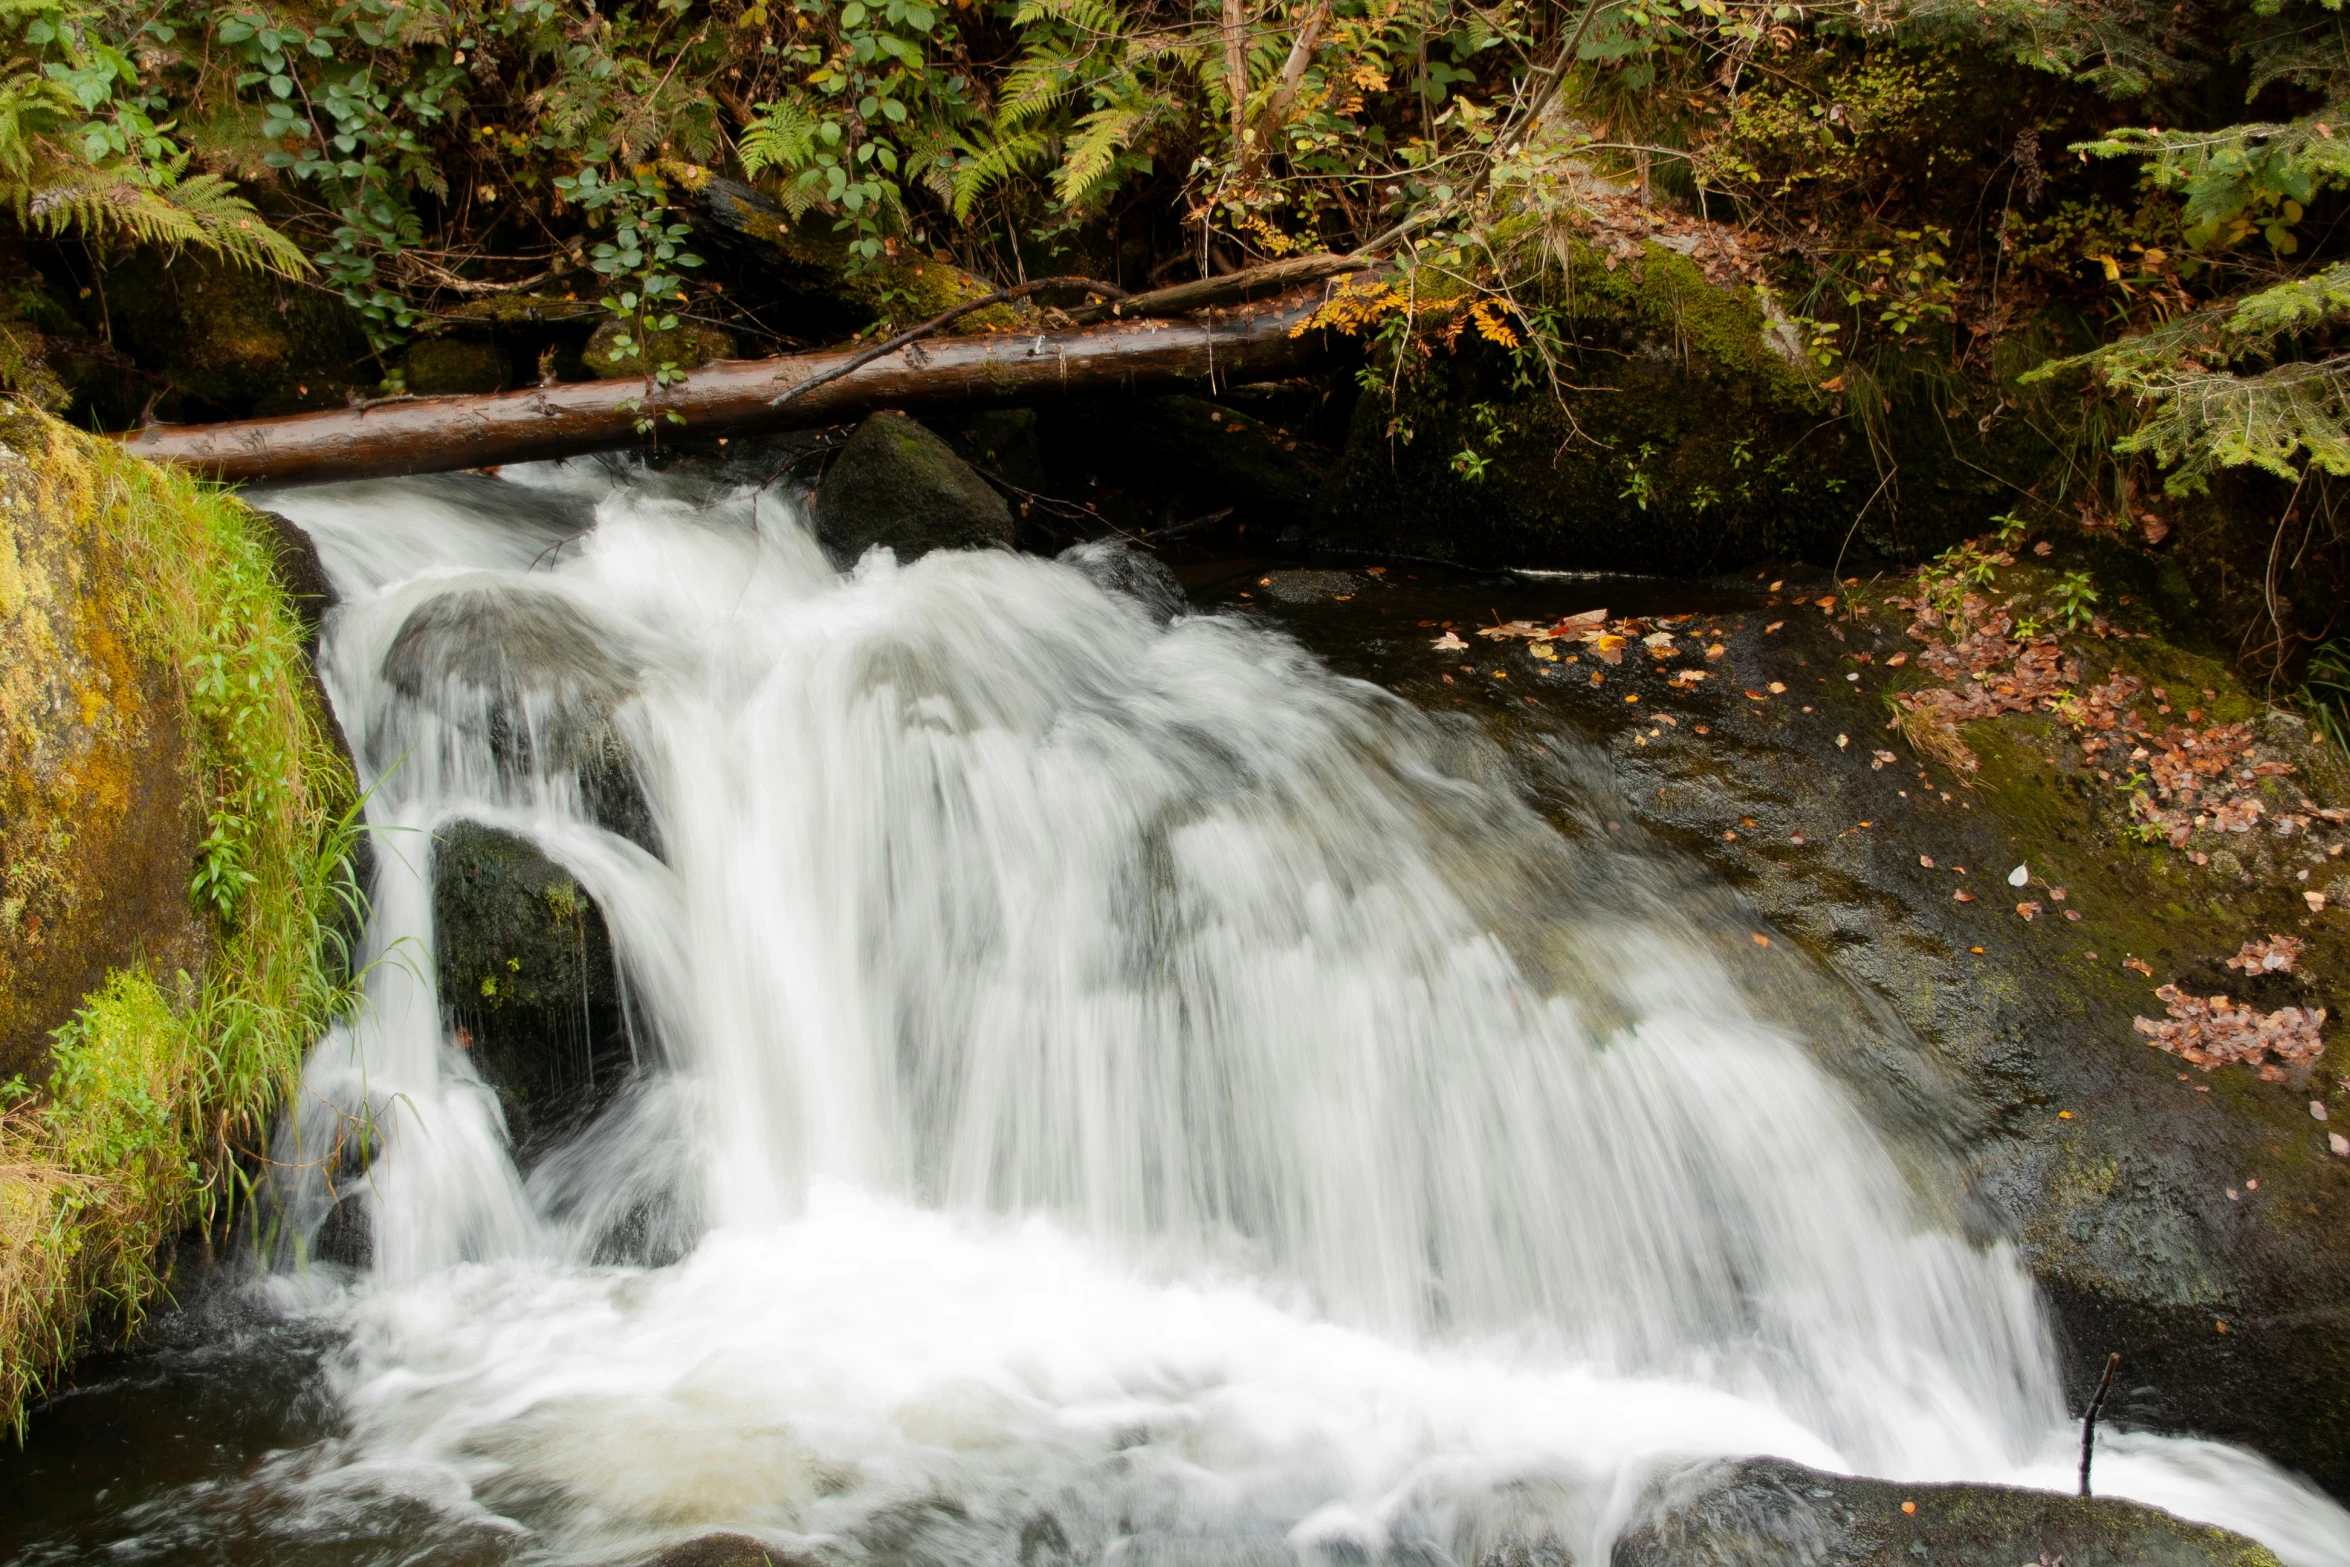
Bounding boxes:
[0,411,206,1088]
[0,406,356,1432]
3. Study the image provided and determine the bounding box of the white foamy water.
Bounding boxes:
[235,459,2348,1566]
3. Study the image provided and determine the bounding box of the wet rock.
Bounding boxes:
[634,1534,814,1567]
[1255,568,1361,604]
[1612,1457,2282,1567]
[1059,538,1186,621]
[433,822,634,1154]
[813,410,1015,563]
[0,415,207,1084]
[1380,590,2350,1495]
[585,316,738,378]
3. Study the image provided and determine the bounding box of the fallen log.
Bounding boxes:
[119,292,1334,487]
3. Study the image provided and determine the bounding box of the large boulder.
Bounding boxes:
[812,410,1015,563]
[0,413,207,1084]
[433,822,634,1153]
[1614,1458,2282,1567]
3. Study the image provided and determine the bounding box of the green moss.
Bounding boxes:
[0,408,357,1433]
[402,337,511,397]
[585,316,738,378]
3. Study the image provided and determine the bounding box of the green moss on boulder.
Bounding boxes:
[401,336,511,396]
[813,410,1015,562]
[104,253,370,418]
[584,316,738,378]
[0,407,354,1431]
[0,413,208,1084]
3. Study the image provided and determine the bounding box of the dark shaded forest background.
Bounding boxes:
[3,0,2347,736]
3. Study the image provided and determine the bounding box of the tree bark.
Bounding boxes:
[118,293,1335,487]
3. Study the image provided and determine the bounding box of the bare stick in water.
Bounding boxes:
[2079,1351,2121,1496]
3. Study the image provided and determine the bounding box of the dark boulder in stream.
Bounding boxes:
[1614,1457,2282,1566]
[813,409,1015,563]
[433,821,635,1152]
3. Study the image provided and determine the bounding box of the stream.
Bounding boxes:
[4,456,2348,1566]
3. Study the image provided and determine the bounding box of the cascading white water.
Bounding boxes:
[241,458,2349,1567]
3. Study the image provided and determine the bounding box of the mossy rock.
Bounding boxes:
[432,821,633,1153]
[401,336,511,397]
[0,405,353,1429]
[584,316,738,378]
[102,253,370,420]
[1614,1458,2282,1566]
[1312,242,2002,573]
[812,410,1015,562]
[0,409,208,1084]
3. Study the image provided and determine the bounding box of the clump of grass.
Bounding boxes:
[0,408,359,1433]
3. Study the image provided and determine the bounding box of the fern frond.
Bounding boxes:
[9,155,308,275]
[738,98,821,178]
[1053,102,1144,209]
[996,54,1077,129]
[951,127,1050,221]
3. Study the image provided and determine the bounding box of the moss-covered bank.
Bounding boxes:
[0,407,355,1431]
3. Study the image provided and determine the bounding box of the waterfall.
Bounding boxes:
[231,458,2346,1566]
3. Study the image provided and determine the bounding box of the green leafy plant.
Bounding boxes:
[2051,567,2101,630]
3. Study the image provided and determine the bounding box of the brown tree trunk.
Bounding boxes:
[119,294,1334,487]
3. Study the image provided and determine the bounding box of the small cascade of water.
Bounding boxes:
[211,458,2348,1566]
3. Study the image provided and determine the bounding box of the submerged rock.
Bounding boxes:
[1613,1457,2282,1567]
[1059,538,1186,622]
[1256,568,1361,604]
[433,822,635,1153]
[383,584,657,851]
[813,410,1015,563]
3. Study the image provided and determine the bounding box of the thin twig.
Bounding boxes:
[768,276,1127,408]
[2078,1351,2121,1497]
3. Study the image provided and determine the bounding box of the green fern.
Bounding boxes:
[1053,102,1146,208]
[738,99,821,178]
[952,127,1051,220]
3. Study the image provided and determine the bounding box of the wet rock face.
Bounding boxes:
[0,424,207,1084]
[813,410,1016,564]
[433,822,634,1154]
[1613,1457,2282,1567]
[1241,571,2350,1498]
